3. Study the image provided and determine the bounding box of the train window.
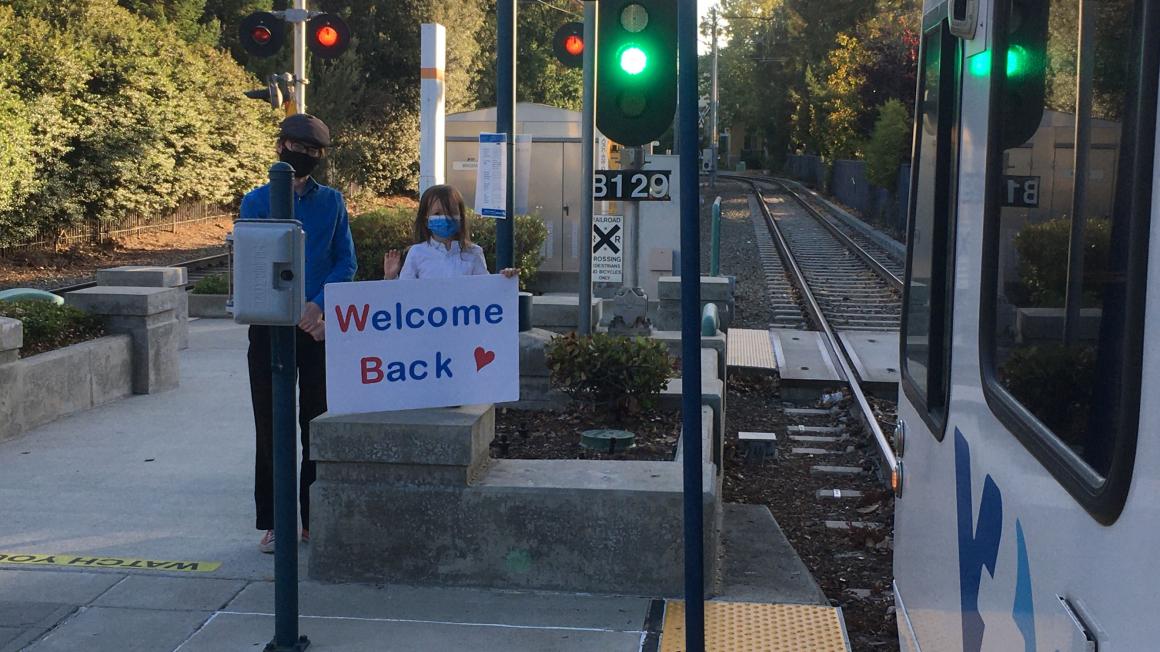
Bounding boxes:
[901,22,958,436]
[982,0,1156,517]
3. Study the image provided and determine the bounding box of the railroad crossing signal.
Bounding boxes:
[596,0,677,146]
[553,22,584,69]
[307,14,351,59]
[239,11,350,60]
[244,75,284,110]
[239,12,286,58]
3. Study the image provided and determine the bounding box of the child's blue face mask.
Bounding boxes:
[427,214,460,239]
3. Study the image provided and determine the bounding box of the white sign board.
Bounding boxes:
[325,275,520,414]
[592,214,623,283]
[475,133,508,219]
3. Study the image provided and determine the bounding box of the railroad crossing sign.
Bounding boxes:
[592,214,623,283]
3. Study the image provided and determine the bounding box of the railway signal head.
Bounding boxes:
[239,12,286,58]
[244,76,284,110]
[596,0,677,146]
[307,14,351,60]
[998,0,1049,149]
[553,22,584,69]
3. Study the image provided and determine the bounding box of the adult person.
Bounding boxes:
[240,113,356,553]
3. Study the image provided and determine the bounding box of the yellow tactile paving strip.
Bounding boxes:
[727,329,777,370]
[660,601,850,652]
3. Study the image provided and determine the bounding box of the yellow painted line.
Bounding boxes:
[661,600,850,651]
[0,552,220,573]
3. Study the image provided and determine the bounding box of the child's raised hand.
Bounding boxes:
[383,250,402,280]
[500,268,520,279]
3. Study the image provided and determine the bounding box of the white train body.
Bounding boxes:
[893,0,1160,650]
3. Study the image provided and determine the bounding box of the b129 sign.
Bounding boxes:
[324,275,520,414]
[593,170,671,201]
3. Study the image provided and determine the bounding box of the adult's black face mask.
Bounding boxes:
[279,149,320,178]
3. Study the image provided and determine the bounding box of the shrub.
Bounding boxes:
[191,273,229,295]
[0,300,104,357]
[472,214,549,290]
[348,209,548,289]
[1014,218,1111,307]
[999,344,1095,446]
[865,99,911,189]
[546,333,673,418]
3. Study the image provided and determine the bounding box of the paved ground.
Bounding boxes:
[0,320,655,651]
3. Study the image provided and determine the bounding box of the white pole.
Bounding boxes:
[710,7,719,185]
[420,23,447,195]
[293,0,307,114]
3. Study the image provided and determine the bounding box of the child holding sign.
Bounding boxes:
[383,184,518,280]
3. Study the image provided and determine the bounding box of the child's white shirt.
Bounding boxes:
[398,239,489,279]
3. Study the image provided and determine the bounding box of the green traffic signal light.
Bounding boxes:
[596,0,676,146]
[619,46,648,75]
[967,46,1033,78]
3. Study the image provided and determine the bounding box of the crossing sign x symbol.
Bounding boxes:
[593,224,621,254]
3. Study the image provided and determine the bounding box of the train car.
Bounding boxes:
[893,0,1160,650]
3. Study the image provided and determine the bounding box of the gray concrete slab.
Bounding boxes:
[0,627,21,648]
[0,601,74,629]
[715,504,828,605]
[181,611,643,652]
[226,582,649,630]
[93,576,246,611]
[839,330,901,392]
[25,606,209,652]
[769,329,843,400]
[0,320,275,581]
[0,570,123,604]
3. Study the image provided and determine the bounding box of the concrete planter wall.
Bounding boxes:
[0,330,133,442]
[188,294,230,319]
[309,332,729,597]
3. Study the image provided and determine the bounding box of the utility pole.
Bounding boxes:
[496,0,516,269]
[710,7,719,186]
[292,0,308,114]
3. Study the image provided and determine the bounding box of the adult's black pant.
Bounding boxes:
[248,325,326,531]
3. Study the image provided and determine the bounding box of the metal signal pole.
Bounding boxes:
[579,1,597,335]
[292,0,307,114]
[710,7,719,187]
[496,0,517,269]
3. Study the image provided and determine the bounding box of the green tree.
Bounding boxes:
[473,0,584,109]
[864,99,911,189]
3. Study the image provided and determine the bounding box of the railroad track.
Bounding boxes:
[721,173,900,475]
[50,253,229,295]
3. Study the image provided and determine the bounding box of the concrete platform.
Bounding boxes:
[838,330,901,395]
[769,329,844,400]
[0,319,835,650]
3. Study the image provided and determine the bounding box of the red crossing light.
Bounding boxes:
[307,14,350,59]
[553,22,584,69]
[239,12,285,58]
[565,34,584,57]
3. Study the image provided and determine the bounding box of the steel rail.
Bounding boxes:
[734,175,898,475]
[49,252,230,295]
[724,173,904,292]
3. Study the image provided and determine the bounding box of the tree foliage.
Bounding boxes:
[715,0,920,167]
[0,0,276,248]
[865,99,912,189]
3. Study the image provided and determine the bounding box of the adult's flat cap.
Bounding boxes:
[279,114,332,147]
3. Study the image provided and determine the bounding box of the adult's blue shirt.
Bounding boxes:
[239,177,357,309]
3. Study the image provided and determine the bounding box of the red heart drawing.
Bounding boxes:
[474,347,496,371]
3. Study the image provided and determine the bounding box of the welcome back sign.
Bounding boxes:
[325,275,519,413]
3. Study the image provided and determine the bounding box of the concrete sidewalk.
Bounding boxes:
[0,320,655,651]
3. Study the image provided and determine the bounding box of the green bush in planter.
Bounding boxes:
[0,300,104,357]
[546,332,673,418]
[1014,218,1111,307]
[349,208,548,289]
[191,273,229,295]
[999,343,1095,446]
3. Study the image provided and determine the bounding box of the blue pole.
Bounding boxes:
[678,0,704,649]
[496,0,516,269]
[267,162,308,652]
